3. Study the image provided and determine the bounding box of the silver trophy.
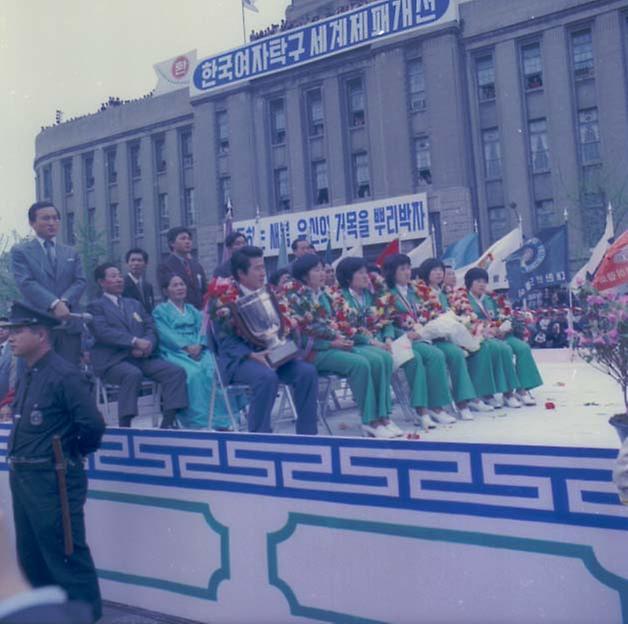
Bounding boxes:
[234,288,299,368]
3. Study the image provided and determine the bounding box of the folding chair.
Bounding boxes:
[95,377,162,427]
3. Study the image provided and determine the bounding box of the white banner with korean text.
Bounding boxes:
[234,193,429,257]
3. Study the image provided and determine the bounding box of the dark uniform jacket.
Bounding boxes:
[8,351,104,462]
[158,254,207,310]
[122,274,155,313]
[87,295,158,377]
[0,598,92,624]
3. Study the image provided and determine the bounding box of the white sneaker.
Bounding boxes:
[429,410,456,425]
[469,400,494,412]
[504,395,522,408]
[518,392,537,406]
[385,421,405,437]
[486,396,504,408]
[416,414,437,430]
[458,408,474,421]
[362,423,396,439]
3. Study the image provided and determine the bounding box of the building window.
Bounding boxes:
[578,108,601,164]
[572,29,594,80]
[216,111,229,154]
[154,136,167,173]
[521,43,543,90]
[352,152,371,199]
[133,198,144,237]
[476,55,496,102]
[535,199,555,231]
[42,166,52,199]
[63,160,73,194]
[180,130,193,168]
[66,212,76,245]
[109,203,120,241]
[130,143,141,178]
[106,149,117,185]
[184,188,196,226]
[158,193,169,233]
[306,89,324,136]
[87,208,96,239]
[84,154,95,190]
[488,206,508,242]
[529,119,550,173]
[270,99,286,145]
[414,137,432,186]
[219,176,231,211]
[347,78,366,127]
[407,58,426,111]
[274,168,290,211]
[482,128,502,180]
[312,160,329,205]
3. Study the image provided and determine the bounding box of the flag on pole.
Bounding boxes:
[323,237,333,265]
[442,232,480,269]
[242,0,258,12]
[455,228,523,290]
[221,199,234,263]
[570,204,615,290]
[375,239,400,267]
[407,236,434,268]
[332,241,363,269]
[277,224,289,268]
[505,225,568,301]
[592,230,628,292]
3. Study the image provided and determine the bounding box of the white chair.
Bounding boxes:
[95,377,162,427]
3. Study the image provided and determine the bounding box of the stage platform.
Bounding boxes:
[1,349,626,624]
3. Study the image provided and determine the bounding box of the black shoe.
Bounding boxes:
[119,415,133,428]
[160,411,179,429]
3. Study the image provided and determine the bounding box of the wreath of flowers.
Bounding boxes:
[205,276,239,322]
[449,287,486,337]
[413,280,444,323]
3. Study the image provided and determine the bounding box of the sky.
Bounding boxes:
[0,0,290,237]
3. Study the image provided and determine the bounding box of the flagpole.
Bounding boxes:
[564,206,575,357]
[241,1,247,44]
[430,223,437,257]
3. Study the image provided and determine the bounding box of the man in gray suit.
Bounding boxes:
[87,263,188,428]
[10,201,87,366]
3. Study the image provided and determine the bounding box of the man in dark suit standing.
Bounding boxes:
[10,201,87,366]
[157,227,207,309]
[213,231,247,278]
[211,246,318,435]
[122,248,155,313]
[87,263,188,428]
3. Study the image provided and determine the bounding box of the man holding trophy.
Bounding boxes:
[209,246,318,435]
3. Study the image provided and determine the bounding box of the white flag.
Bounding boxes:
[153,50,197,96]
[407,236,433,268]
[455,228,523,290]
[570,204,614,291]
[332,241,364,269]
[242,0,259,12]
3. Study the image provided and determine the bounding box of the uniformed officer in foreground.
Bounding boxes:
[3,301,105,623]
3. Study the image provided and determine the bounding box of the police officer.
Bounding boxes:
[3,302,105,623]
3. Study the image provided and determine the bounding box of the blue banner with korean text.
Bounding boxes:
[233,193,429,257]
[505,225,568,301]
[191,0,456,96]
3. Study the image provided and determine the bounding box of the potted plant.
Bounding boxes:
[571,288,628,442]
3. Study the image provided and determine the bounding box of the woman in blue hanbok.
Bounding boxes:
[153,274,232,430]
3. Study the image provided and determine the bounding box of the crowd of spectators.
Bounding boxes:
[249,0,378,41]
[41,91,154,132]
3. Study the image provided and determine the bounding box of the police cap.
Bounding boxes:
[0,301,61,329]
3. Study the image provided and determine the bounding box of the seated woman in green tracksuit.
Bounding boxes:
[287,255,403,439]
[464,267,542,406]
[417,258,495,415]
[381,254,458,429]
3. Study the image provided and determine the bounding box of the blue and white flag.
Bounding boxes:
[506,225,568,301]
[242,0,259,13]
[442,232,479,269]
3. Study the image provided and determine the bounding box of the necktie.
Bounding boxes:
[44,240,56,271]
[137,279,145,304]
[183,258,193,279]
